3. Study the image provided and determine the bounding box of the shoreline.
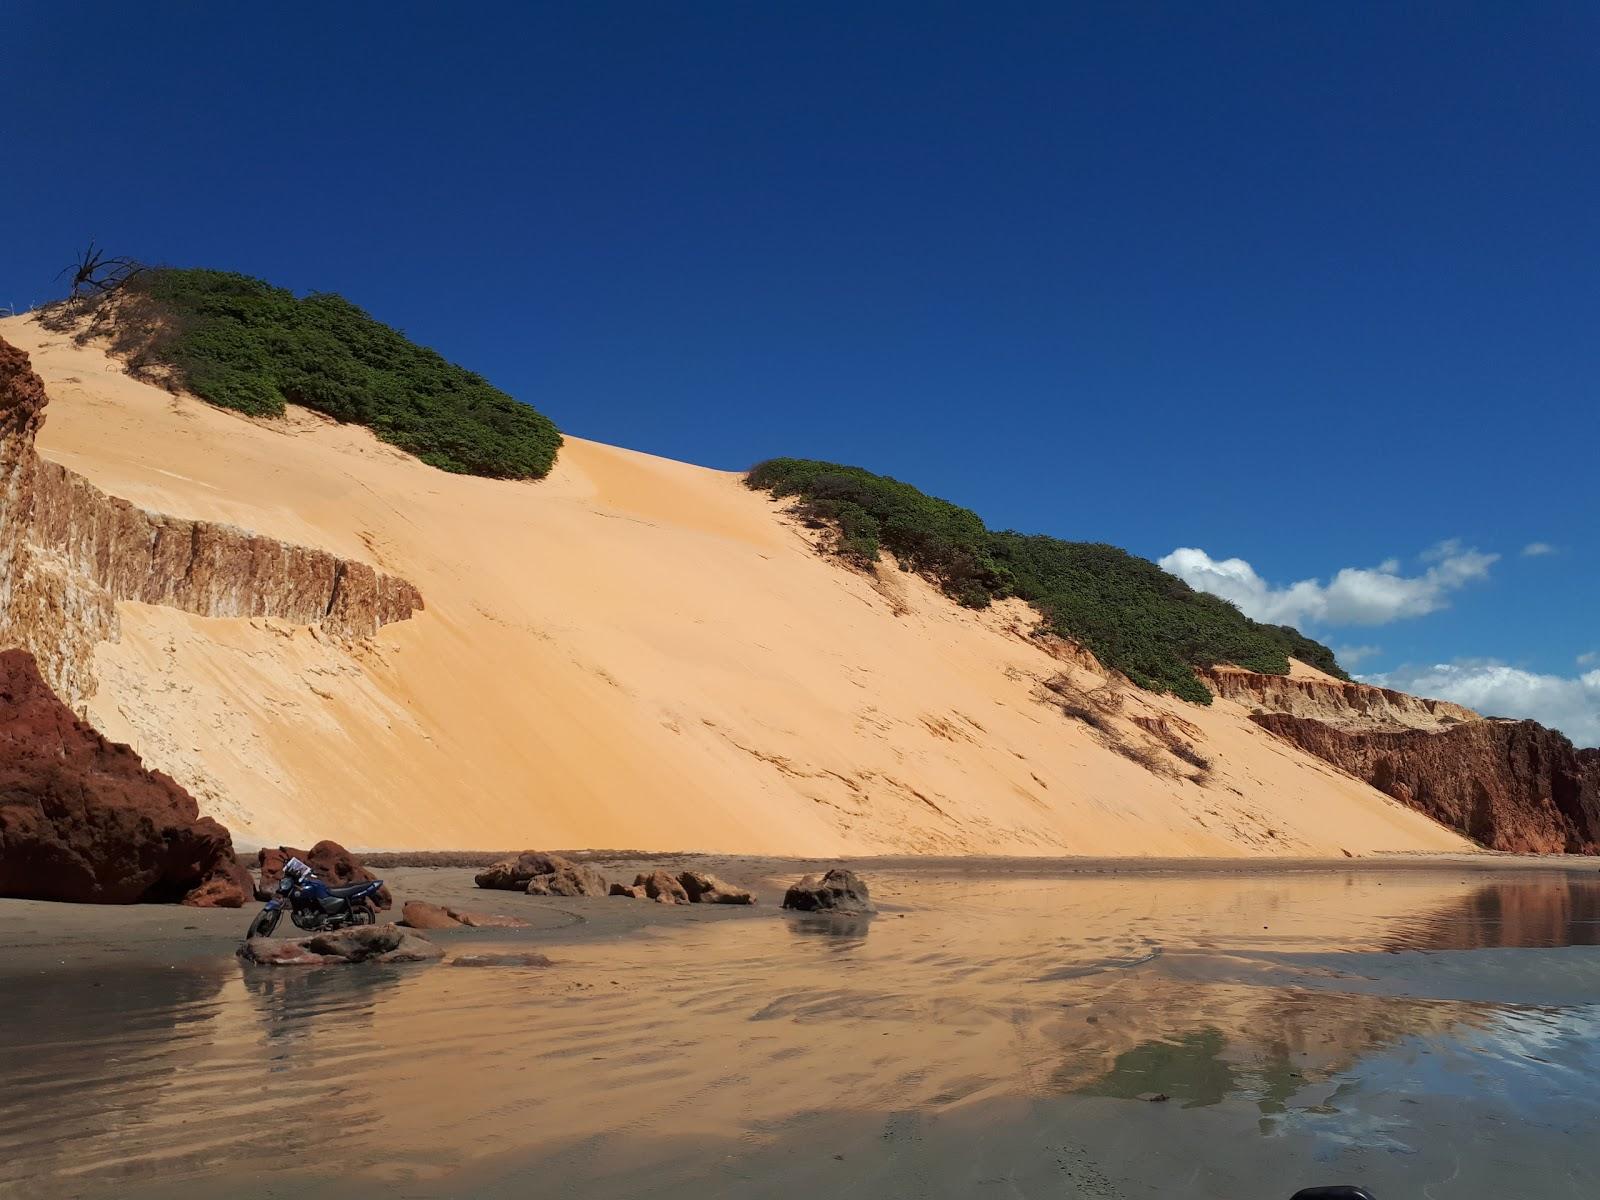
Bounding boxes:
[352,847,1600,876]
[3,851,1594,977]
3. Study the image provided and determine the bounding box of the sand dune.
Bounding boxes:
[0,315,1470,856]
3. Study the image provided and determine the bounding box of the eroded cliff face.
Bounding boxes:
[0,335,421,708]
[1198,665,1478,731]
[1253,714,1600,854]
[1210,662,1600,854]
[0,647,253,904]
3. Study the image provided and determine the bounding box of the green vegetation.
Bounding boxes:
[111,268,561,479]
[746,457,1349,704]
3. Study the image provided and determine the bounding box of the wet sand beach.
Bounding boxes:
[3,857,1599,1199]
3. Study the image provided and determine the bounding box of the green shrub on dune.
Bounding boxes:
[746,458,1010,606]
[746,458,1348,704]
[112,268,561,479]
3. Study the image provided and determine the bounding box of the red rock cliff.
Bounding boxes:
[0,334,422,707]
[0,648,253,904]
[1253,713,1600,854]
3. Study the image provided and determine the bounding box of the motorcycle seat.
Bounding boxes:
[322,882,378,900]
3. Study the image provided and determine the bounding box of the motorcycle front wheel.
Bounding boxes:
[246,909,281,939]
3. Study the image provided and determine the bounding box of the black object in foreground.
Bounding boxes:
[1291,1188,1376,1199]
[246,856,384,938]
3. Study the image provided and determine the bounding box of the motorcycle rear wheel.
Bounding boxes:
[246,909,281,939]
[350,901,377,926]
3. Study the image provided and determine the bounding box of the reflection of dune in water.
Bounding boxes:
[5,870,1600,1197]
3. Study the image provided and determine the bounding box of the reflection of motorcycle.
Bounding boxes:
[1292,1189,1374,1199]
[245,856,384,939]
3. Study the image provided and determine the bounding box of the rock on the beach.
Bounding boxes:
[181,870,255,908]
[475,851,608,897]
[257,842,392,909]
[449,909,528,928]
[782,868,875,914]
[474,850,569,889]
[678,870,756,905]
[0,648,253,907]
[449,952,554,968]
[609,868,756,905]
[632,869,689,904]
[399,900,530,929]
[239,923,441,966]
[401,900,460,929]
[526,862,609,897]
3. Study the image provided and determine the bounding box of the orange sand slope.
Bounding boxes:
[1,315,1470,856]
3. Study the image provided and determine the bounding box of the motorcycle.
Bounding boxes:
[245,856,384,939]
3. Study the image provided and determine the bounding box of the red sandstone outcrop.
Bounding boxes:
[1199,665,1478,731]
[0,648,252,904]
[0,334,422,708]
[257,841,392,908]
[1253,714,1600,854]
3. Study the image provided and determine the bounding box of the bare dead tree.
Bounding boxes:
[58,241,144,299]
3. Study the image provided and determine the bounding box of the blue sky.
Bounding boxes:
[4,4,1596,740]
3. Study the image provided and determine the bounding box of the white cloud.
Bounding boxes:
[1362,661,1600,748]
[1334,644,1382,667]
[1522,542,1558,557]
[1157,541,1498,628]
[1579,651,1599,667]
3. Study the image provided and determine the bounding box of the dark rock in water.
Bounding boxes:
[0,648,251,906]
[475,850,608,897]
[633,869,689,904]
[449,952,554,968]
[678,869,756,905]
[239,938,334,966]
[257,842,392,908]
[401,900,460,929]
[239,923,441,966]
[782,868,875,914]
